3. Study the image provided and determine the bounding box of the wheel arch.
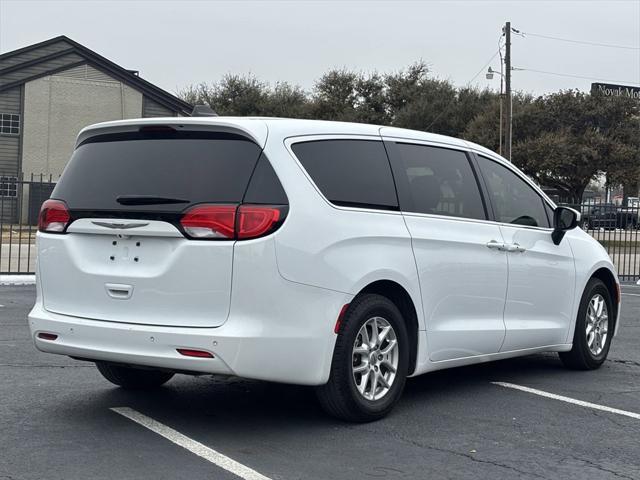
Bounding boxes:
[355,280,420,376]
[591,267,620,331]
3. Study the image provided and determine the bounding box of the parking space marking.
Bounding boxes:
[622,293,640,297]
[492,382,640,420]
[111,407,271,480]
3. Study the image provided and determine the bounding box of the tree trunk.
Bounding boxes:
[569,184,588,206]
[622,179,639,206]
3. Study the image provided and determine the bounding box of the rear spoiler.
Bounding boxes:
[75,118,268,149]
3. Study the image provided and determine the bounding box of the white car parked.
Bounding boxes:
[29,117,620,421]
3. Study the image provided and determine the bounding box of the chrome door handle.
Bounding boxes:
[486,240,505,250]
[504,243,526,253]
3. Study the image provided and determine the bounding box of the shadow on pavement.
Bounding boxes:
[83,352,568,427]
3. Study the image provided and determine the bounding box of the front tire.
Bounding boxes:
[559,278,613,370]
[96,362,175,389]
[316,294,409,422]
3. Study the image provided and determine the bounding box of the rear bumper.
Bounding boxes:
[28,297,344,385]
[30,234,353,385]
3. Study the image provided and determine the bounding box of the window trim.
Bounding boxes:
[471,152,555,231]
[285,134,402,216]
[383,138,490,221]
[0,175,18,198]
[0,113,20,136]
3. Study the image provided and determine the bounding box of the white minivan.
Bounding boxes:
[29,117,620,421]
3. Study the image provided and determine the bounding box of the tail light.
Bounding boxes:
[38,199,71,233]
[237,205,282,239]
[180,204,286,240]
[180,205,236,239]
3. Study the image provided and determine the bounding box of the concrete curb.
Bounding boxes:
[0,275,36,285]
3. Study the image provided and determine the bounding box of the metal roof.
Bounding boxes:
[0,35,192,115]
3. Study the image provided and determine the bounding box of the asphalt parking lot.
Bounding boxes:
[1,285,639,480]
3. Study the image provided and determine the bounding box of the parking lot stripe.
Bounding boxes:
[111,407,271,480]
[622,293,640,297]
[492,382,640,420]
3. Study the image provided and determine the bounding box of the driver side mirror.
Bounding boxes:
[552,206,580,245]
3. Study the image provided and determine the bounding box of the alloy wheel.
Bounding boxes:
[586,294,608,356]
[352,317,399,401]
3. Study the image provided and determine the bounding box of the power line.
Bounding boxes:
[521,31,640,51]
[425,49,500,131]
[516,67,640,86]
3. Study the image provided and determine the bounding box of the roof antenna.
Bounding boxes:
[191,104,218,117]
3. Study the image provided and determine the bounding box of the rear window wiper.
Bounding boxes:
[116,195,190,206]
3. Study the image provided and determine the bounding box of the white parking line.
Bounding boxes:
[492,382,640,420]
[622,293,640,297]
[111,407,271,480]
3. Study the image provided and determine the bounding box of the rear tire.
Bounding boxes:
[559,278,613,370]
[96,362,174,389]
[316,294,409,422]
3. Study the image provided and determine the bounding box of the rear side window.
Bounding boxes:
[243,153,288,204]
[389,143,486,220]
[53,131,264,212]
[291,139,398,210]
[477,155,550,228]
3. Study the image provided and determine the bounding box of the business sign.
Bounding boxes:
[591,82,640,99]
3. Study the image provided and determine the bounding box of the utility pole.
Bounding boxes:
[504,21,512,161]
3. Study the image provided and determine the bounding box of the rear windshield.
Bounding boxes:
[52,131,263,212]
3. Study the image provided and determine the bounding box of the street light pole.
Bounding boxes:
[504,21,512,161]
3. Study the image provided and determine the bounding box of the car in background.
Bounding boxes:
[617,205,639,230]
[581,203,619,230]
[581,203,638,230]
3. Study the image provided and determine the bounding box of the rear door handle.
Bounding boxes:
[105,283,134,300]
[486,240,505,250]
[504,243,526,253]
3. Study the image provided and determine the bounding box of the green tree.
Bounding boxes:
[310,69,359,121]
[177,66,639,204]
[509,91,637,203]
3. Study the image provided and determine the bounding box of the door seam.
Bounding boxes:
[497,225,509,352]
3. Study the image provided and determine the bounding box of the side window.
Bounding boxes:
[243,153,288,204]
[390,143,486,220]
[477,155,550,228]
[544,202,555,226]
[291,139,398,210]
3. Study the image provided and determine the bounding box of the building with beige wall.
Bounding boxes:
[0,36,192,222]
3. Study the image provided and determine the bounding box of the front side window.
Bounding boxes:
[477,155,550,228]
[390,143,486,220]
[291,139,398,210]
